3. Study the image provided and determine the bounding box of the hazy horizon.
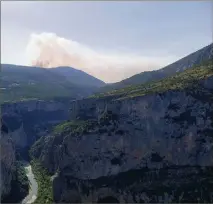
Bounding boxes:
[1,1,212,82]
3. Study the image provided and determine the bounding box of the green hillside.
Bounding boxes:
[98,43,213,93]
[0,64,97,103]
[90,59,213,100]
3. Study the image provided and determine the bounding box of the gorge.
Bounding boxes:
[1,44,213,203]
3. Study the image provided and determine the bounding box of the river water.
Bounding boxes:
[21,163,38,204]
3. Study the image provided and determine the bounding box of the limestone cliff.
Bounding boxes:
[1,98,73,157]
[0,120,16,201]
[31,71,213,202]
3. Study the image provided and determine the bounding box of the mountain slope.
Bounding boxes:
[30,58,213,203]
[50,66,105,87]
[90,59,213,100]
[99,43,213,92]
[0,64,100,103]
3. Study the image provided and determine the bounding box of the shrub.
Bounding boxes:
[31,159,53,204]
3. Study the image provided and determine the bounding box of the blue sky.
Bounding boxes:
[1,1,212,82]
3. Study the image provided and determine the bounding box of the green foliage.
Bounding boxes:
[90,59,213,100]
[99,111,119,125]
[53,119,97,136]
[31,159,53,204]
[0,82,81,103]
[53,113,119,137]
[16,161,29,187]
[96,44,213,94]
[1,161,29,203]
[29,136,46,159]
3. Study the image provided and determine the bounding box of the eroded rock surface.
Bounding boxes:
[1,98,72,157]
[0,120,16,201]
[32,77,213,202]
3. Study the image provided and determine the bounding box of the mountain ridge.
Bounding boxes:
[1,64,105,87]
[98,43,213,92]
[0,64,105,103]
[50,66,105,87]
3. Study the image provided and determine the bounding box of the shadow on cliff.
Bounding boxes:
[97,196,119,203]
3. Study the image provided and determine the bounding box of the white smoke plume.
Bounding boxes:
[26,32,176,83]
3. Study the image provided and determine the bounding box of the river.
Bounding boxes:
[21,163,38,204]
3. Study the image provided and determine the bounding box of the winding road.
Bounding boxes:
[21,163,38,204]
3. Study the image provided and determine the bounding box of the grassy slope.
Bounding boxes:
[90,59,213,100]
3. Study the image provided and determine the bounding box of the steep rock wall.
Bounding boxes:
[31,77,213,202]
[0,121,16,200]
[1,99,73,150]
[40,89,213,178]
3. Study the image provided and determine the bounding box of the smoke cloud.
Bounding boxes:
[26,32,176,83]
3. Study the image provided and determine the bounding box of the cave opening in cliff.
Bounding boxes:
[97,196,119,203]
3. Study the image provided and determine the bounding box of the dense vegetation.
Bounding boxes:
[53,119,97,135]
[1,161,29,203]
[90,59,213,100]
[0,82,80,103]
[53,111,120,137]
[0,64,97,103]
[29,136,46,160]
[31,159,53,204]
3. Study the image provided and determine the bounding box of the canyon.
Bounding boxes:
[1,45,213,203]
[30,75,213,202]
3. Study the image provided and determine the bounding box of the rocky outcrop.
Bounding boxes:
[32,76,213,202]
[0,120,16,201]
[40,90,213,176]
[51,166,213,203]
[1,98,72,152]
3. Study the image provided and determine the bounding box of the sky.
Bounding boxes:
[1,1,213,83]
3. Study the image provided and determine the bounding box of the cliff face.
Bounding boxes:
[0,121,16,200]
[32,76,213,202]
[40,88,213,176]
[1,99,72,151]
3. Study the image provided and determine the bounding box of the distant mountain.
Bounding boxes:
[98,43,213,92]
[50,66,105,87]
[0,64,103,103]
